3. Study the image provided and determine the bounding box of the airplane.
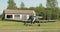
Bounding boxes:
[23,16,56,26]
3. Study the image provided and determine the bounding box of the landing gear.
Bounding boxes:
[24,21,32,26]
[24,21,41,26]
[38,24,40,26]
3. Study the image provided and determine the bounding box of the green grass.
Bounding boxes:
[41,30,60,32]
[0,20,60,30]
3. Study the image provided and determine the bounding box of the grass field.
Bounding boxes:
[0,19,60,32]
[0,20,60,29]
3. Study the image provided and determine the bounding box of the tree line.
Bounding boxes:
[7,0,60,20]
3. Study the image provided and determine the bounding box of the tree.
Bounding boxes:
[7,0,17,10]
[58,8,60,18]
[35,4,44,15]
[28,7,35,10]
[35,4,46,20]
[20,2,25,9]
[46,0,58,20]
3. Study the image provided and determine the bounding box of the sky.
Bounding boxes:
[0,0,60,14]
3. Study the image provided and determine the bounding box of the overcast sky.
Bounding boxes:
[0,0,60,14]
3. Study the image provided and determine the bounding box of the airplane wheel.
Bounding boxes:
[38,24,40,26]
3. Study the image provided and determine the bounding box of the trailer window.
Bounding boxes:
[7,15,12,18]
[14,15,20,17]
